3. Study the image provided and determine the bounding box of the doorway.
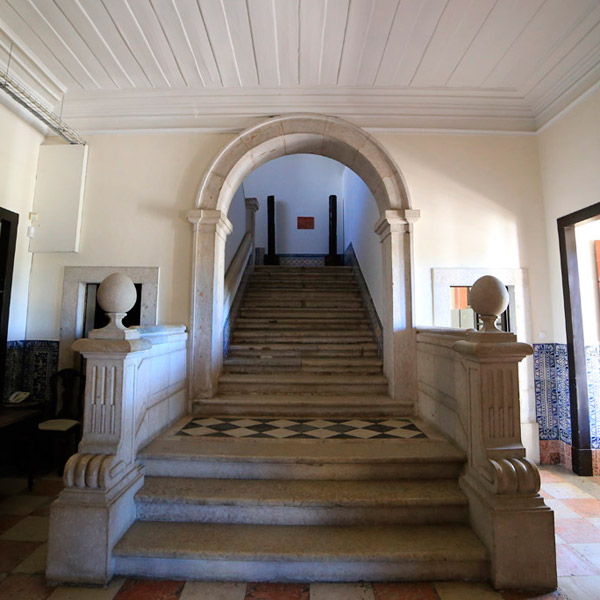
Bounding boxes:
[558,201,600,475]
[0,207,18,401]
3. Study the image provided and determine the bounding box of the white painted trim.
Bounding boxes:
[536,79,600,134]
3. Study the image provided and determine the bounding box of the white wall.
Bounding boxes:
[342,168,383,318]
[242,154,345,255]
[26,132,235,340]
[375,132,551,343]
[0,103,44,340]
[538,87,600,343]
[21,128,555,349]
[575,219,600,346]
[224,184,247,272]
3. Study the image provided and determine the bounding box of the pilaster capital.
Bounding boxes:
[374,209,420,239]
[187,209,233,236]
[245,197,259,212]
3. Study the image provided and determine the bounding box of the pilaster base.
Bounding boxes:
[46,467,143,584]
[461,474,557,591]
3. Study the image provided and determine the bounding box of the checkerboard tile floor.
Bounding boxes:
[175,417,428,440]
[0,466,591,599]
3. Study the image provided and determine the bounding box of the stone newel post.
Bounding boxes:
[456,276,556,590]
[47,273,150,584]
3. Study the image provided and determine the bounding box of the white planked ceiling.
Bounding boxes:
[1,0,600,132]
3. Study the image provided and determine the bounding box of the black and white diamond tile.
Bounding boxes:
[175,417,428,440]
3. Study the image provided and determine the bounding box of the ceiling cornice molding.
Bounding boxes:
[62,86,537,133]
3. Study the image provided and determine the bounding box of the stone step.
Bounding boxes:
[234,319,371,331]
[113,521,488,582]
[238,309,367,319]
[226,343,379,358]
[251,273,355,281]
[242,300,364,309]
[218,373,388,395]
[135,477,469,526]
[231,331,375,343]
[192,394,407,417]
[139,429,466,480]
[223,357,383,375]
[255,266,352,272]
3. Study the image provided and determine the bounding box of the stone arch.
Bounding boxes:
[196,113,411,216]
[187,114,419,408]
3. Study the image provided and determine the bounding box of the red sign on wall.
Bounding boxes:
[297,217,314,230]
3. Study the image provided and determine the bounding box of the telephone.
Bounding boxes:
[7,391,30,404]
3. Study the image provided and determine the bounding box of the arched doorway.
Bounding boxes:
[187,114,419,407]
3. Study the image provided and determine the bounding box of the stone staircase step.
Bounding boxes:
[113,521,488,582]
[135,477,469,526]
[254,266,352,272]
[192,394,408,417]
[231,331,375,342]
[226,343,379,358]
[239,309,367,319]
[242,300,364,309]
[218,373,388,395]
[223,357,383,375]
[139,432,466,480]
[234,319,371,331]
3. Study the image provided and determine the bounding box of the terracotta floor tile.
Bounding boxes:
[113,578,185,600]
[563,498,600,518]
[0,515,49,542]
[372,582,440,599]
[539,469,564,483]
[539,489,554,499]
[570,543,600,570]
[310,582,374,600]
[434,582,503,599]
[0,494,51,516]
[179,581,246,600]
[544,499,581,519]
[543,483,594,499]
[501,590,567,599]
[0,539,42,572]
[0,514,23,534]
[29,479,64,497]
[245,582,309,600]
[13,542,47,574]
[555,518,600,543]
[555,544,599,576]
[311,583,374,600]
[48,577,125,599]
[30,501,54,517]
[0,478,29,496]
[558,575,600,600]
[0,573,54,600]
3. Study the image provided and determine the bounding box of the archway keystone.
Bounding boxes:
[188,114,419,407]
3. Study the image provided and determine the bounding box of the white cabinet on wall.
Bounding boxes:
[29,144,88,253]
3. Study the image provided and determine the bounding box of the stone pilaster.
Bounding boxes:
[374,208,419,405]
[187,209,233,398]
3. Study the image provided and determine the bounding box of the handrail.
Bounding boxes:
[224,231,252,319]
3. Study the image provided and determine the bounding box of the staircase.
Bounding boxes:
[199,265,410,416]
[112,265,489,582]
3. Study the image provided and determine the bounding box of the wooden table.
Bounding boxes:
[0,406,42,490]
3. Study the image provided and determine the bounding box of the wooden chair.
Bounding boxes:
[36,368,85,478]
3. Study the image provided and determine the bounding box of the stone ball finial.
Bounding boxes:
[469,275,509,333]
[97,273,137,314]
